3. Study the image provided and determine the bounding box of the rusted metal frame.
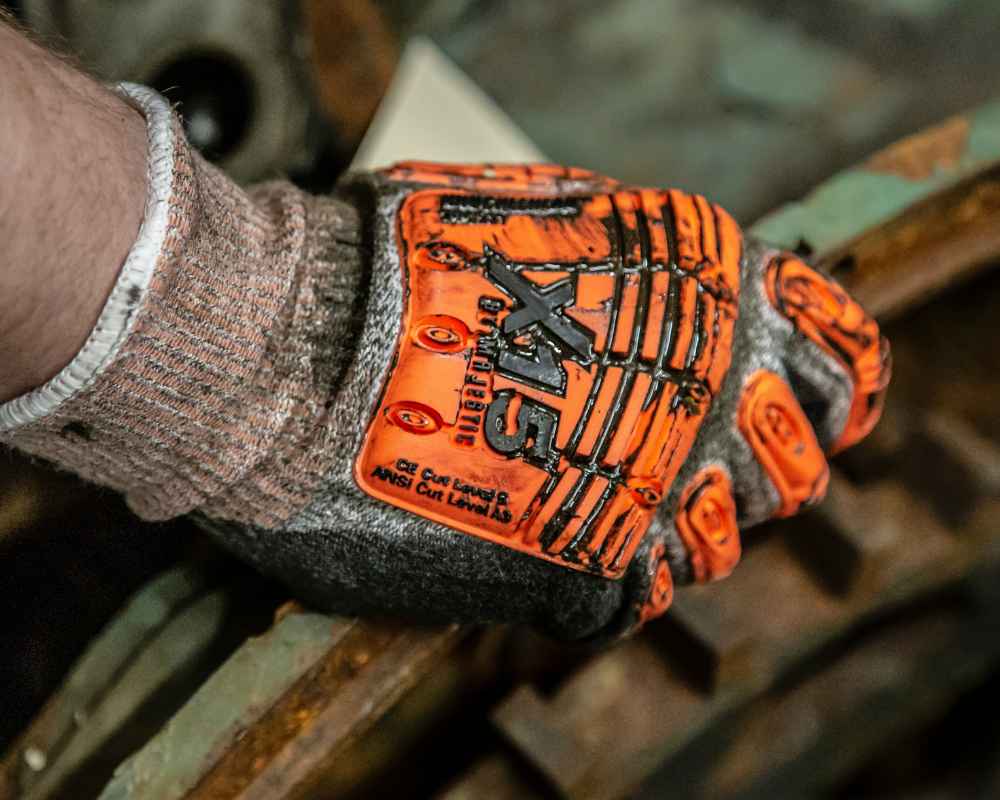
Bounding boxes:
[458,451,995,799]
[185,622,464,800]
[93,611,464,800]
[818,163,1000,320]
[0,566,210,798]
[483,479,973,799]
[300,627,517,800]
[754,104,1000,319]
[92,608,351,799]
[647,591,1000,799]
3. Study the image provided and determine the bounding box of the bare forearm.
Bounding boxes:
[0,19,146,401]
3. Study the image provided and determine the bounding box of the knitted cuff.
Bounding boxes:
[0,84,364,523]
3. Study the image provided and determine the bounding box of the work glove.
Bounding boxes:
[0,86,889,640]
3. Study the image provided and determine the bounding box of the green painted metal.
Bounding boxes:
[28,589,232,799]
[98,611,350,800]
[11,566,208,796]
[751,99,1000,253]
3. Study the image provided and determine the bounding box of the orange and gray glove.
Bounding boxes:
[0,87,889,640]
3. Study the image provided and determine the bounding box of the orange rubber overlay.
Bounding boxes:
[738,371,830,518]
[356,163,743,578]
[639,542,674,625]
[675,466,740,582]
[765,256,891,453]
[385,161,619,193]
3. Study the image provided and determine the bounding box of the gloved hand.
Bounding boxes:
[0,88,889,640]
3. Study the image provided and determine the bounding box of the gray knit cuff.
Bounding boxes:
[0,83,173,431]
[0,85,365,524]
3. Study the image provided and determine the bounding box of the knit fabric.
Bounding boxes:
[0,85,364,524]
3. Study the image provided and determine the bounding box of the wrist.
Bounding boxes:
[0,85,367,524]
[0,27,147,400]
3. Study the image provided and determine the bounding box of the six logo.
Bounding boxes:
[481,251,594,460]
[484,390,560,467]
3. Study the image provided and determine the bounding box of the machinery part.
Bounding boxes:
[756,107,1000,320]
[21,0,413,182]
[302,0,400,145]
[675,591,1000,799]
[101,618,463,800]
[0,562,282,800]
[23,0,314,180]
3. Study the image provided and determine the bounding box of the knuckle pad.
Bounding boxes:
[764,255,891,452]
[675,466,741,582]
[637,541,675,626]
[357,163,744,581]
[738,370,830,518]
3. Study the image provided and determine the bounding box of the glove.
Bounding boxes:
[0,88,889,640]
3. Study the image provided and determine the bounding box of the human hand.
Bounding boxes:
[269,162,889,638]
[0,96,888,640]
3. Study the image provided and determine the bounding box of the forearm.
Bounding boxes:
[0,19,146,401]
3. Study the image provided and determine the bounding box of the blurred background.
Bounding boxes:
[3,1,1000,798]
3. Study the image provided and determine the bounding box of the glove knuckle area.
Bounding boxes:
[737,370,830,518]
[629,463,739,633]
[674,465,741,582]
[354,163,745,591]
[763,254,891,453]
[636,540,675,627]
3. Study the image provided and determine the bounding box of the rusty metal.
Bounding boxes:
[7,99,1000,800]
[92,616,464,799]
[302,0,401,147]
[757,106,1000,320]
[656,594,1000,799]
[463,460,974,798]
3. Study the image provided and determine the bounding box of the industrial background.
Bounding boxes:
[3,1,1000,798]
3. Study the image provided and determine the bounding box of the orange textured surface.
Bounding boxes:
[385,162,618,193]
[738,371,830,518]
[766,256,891,453]
[355,163,742,577]
[639,542,675,624]
[675,466,741,582]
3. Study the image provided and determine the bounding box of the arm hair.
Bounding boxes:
[0,17,147,401]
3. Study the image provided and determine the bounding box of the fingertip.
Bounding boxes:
[764,255,891,456]
[637,541,675,626]
[832,332,892,453]
[738,370,830,518]
[675,466,741,582]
